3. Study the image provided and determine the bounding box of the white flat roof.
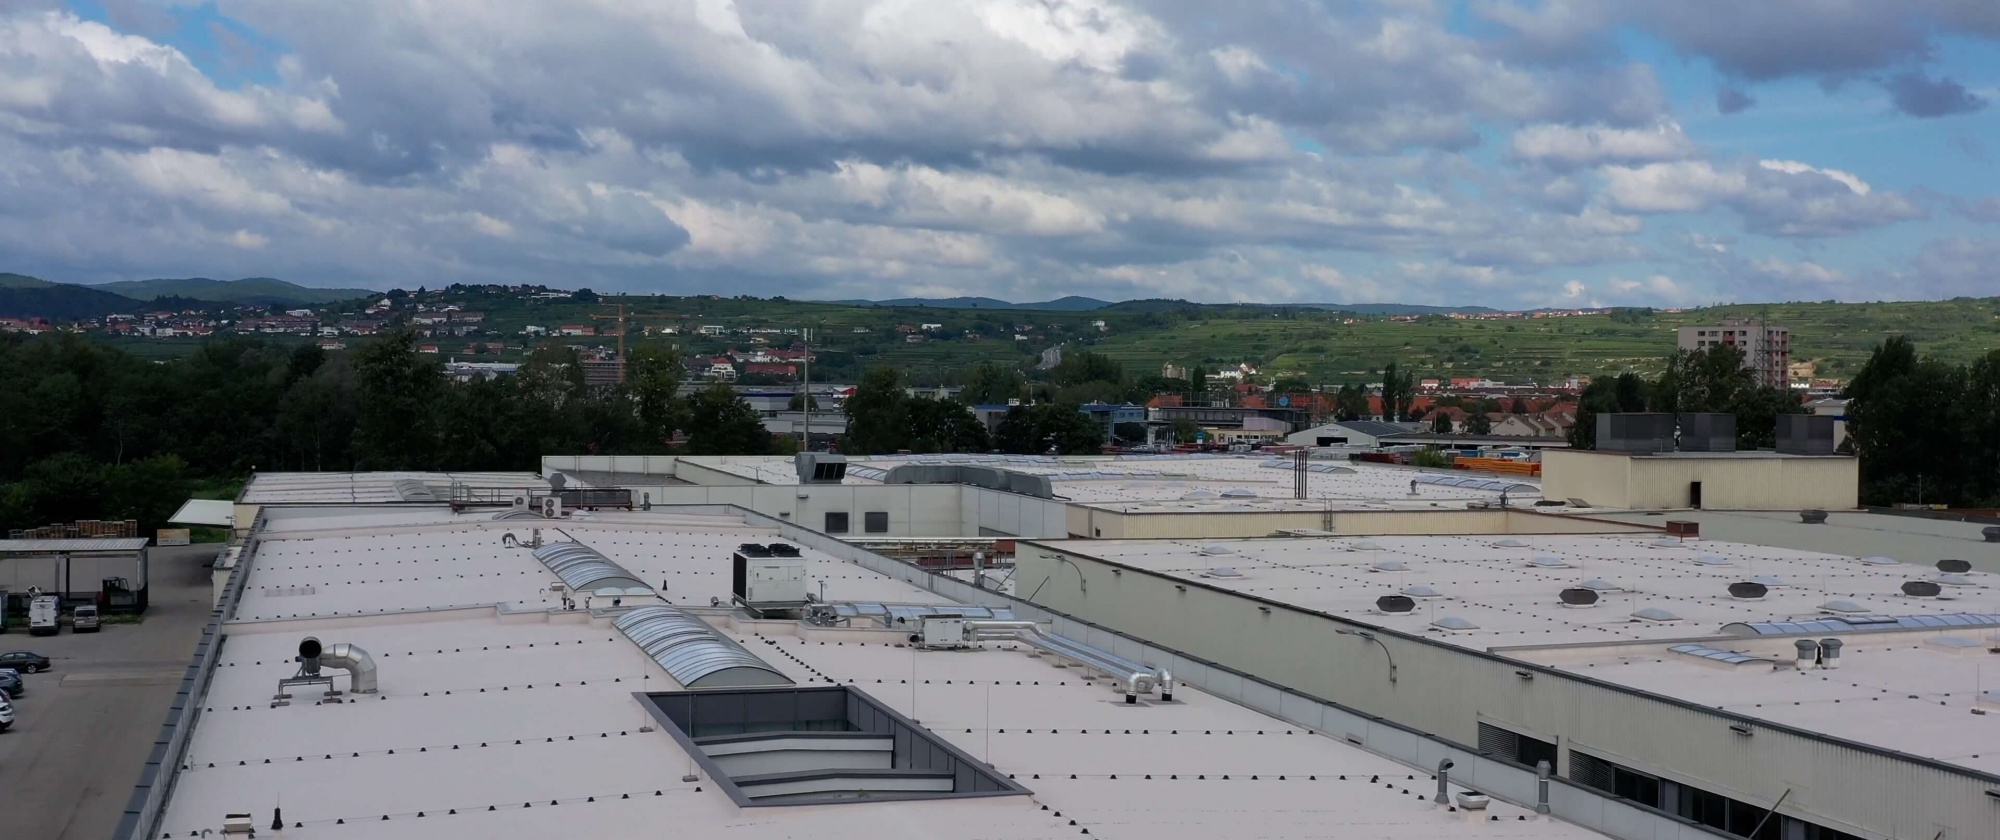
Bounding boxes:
[0,537,150,553]
[160,509,1606,840]
[240,471,544,504]
[1037,535,2000,652]
[1038,534,2000,778]
[240,509,951,621]
[1539,633,2000,775]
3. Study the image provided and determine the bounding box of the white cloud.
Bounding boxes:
[1600,158,1921,236]
[1511,121,1696,168]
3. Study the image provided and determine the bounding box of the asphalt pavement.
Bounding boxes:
[0,544,217,840]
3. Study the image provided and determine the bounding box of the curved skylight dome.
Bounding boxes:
[1647,538,1684,549]
[1401,584,1443,599]
[1581,578,1621,592]
[1752,575,1789,587]
[1858,556,1900,566]
[1200,567,1245,579]
[1180,489,1220,501]
[1348,540,1385,551]
[1630,607,1682,623]
[1492,538,1531,549]
[1693,555,1733,566]
[1198,544,1236,556]
[1936,573,1977,587]
[1529,556,1572,569]
[1430,616,1479,632]
[1819,600,1871,615]
[1368,560,1410,573]
[1220,488,1258,499]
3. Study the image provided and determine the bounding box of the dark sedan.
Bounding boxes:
[0,669,20,698]
[0,651,51,673]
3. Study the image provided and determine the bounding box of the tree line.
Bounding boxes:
[0,331,777,534]
[1843,338,2000,507]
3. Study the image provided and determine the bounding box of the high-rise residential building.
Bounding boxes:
[1677,318,1790,387]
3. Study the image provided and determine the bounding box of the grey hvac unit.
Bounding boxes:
[1937,559,1972,574]
[732,544,807,614]
[1596,413,1675,453]
[796,452,848,484]
[1776,414,1837,456]
[1675,413,1737,452]
[1902,581,1943,598]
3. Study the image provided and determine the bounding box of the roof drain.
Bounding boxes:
[963,620,1172,703]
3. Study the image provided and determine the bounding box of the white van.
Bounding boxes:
[27,596,59,637]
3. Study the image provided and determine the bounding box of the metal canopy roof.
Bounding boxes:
[613,606,793,689]
[0,538,151,553]
[169,498,235,527]
[1722,613,2000,637]
[531,542,653,597]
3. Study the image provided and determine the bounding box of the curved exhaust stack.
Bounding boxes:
[300,637,378,694]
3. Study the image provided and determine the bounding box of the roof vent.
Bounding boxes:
[1220,488,1258,499]
[1200,567,1245,579]
[1373,595,1417,615]
[1348,540,1386,551]
[1559,588,1600,608]
[1936,573,1977,587]
[1631,607,1682,623]
[1581,578,1621,592]
[1728,581,1768,601]
[1368,560,1410,573]
[1800,509,1827,524]
[1752,575,1789,588]
[1401,584,1443,599]
[1529,555,1572,569]
[1819,600,1871,615]
[1902,581,1943,598]
[1694,555,1734,567]
[1198,544,1236,556]
[1938,559,1973,574]
[1430,616,1479,632]
[1858,556,1899,566]
[1492,538,1531,549]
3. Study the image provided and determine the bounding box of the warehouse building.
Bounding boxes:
[0,537,150,613]
[1013,534,2000,840]
[121,503,1668,840]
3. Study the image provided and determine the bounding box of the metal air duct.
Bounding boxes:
[964,620,1173,703]
[300,637,378,694]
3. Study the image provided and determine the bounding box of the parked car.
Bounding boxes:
[0,669,19,698]
[72,604,100,633]
[0,694,13,731]
[0,651,51,673]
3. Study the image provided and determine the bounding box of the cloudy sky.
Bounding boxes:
[3,1,1998,307]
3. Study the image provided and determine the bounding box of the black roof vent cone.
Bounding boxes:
[1727,582,1769,601]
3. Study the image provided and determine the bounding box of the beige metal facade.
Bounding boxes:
[1541,450,1858,510]
[1014,542,1998,840]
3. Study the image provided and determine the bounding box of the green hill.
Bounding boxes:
[0,284,140,320]
[90,277,375,306]
[0,273,53,289]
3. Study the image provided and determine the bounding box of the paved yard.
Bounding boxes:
[0,544,217,840]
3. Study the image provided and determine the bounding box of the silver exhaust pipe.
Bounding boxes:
[300,637,378,694]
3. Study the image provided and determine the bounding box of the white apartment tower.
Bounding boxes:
[1677,318,1790,388]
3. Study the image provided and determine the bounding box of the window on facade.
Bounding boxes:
[1476,723,1558,771]
[824,512,849,534]
[863,511,889,533]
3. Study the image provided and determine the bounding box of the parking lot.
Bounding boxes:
[0,544,217,840]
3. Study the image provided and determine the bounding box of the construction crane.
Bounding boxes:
[590,301,629,383]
